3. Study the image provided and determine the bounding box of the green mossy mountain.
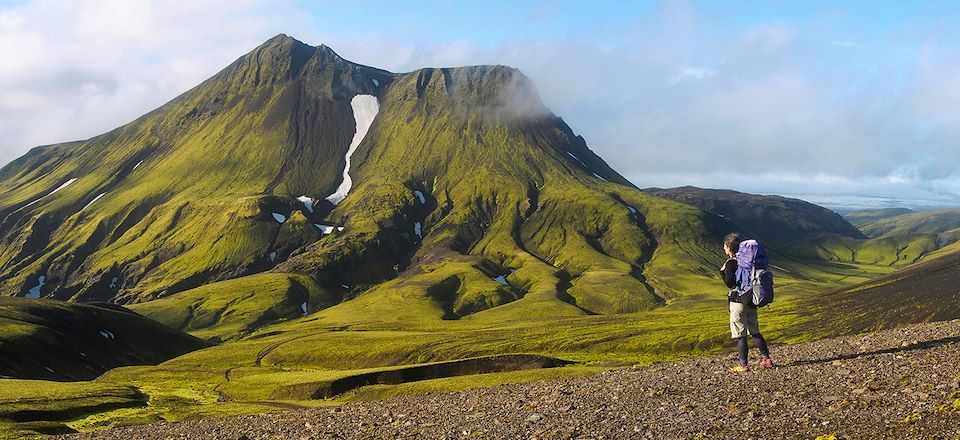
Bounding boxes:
[0,35,733,334]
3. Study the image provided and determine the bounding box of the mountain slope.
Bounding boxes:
[0,34,387,305]
[647,186,865,242]
[802,249,960,335]
[843,207,914,225]
[849,207,960,239]
[0,35,735,335]
[0,297,208,380]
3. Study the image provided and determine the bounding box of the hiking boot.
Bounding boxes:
[729,364,750,373]
[757,358,774,369]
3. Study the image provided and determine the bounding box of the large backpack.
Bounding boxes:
[734,239,775,307]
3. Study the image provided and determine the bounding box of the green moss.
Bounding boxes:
[129,273,329,340]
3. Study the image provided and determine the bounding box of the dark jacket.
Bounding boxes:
[720,258,738,289]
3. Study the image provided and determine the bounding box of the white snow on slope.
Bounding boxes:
[372,78,379,87]
[326,95,380,205]
[133,160,144,170]
[19,178,78,211]
[272,213,287,223]
[315,224,335,234]
[269,252,277,262]
[301,302,308,315]
[627,205,637,215]
[82,192,106,211]
[109,277,118,289]
[337,226,344,232]
[46,178,77,196]
[25,275,45,298]
[414,222,422,238]
[296,196,315,213]
[341,284,350,289]
[592,173,608,182]
[99,330,115,340]
[413,190,426,204]
[491,269,515,286]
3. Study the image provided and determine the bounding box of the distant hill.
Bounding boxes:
[848,207,960,239]
[843,207,914,225]
[0,297,208,380]
[645,186,865,242]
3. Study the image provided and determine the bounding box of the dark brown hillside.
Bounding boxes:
[647,186,866,242]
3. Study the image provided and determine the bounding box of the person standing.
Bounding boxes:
[720,232,773,372]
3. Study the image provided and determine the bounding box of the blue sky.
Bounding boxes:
[1,1,959,209]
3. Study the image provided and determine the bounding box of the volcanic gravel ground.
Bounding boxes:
[61,320,960,439]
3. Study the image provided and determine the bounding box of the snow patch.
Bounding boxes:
[592,173,608,182]
[301,302,308,315]
[341,284,350,289]
[627,205,637,215]
[109,277,118,289]
[337,226,344,232]
[133,160,143,170]
[269,252,277,262]
[566,151,589,168]
[296,196,315,213]
[46,178,77,196]
[372,78,380,87]
[79,352,87,357]
[272,213,287,223]
[44,366,55,374]
[25,276,45,298]
[99,330,115,340]
[414,222,422,238]
[491,269,515,286]
[315,224,335,234]
[20,178,78,211]
[325,95,380,205]
[81,192,107,211]
[413,190,426,204]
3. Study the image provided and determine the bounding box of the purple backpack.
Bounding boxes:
[734,240,775,307]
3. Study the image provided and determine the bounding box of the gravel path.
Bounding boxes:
[62,320,960,439]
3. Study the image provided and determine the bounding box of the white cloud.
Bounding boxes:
[0,0,306,164]
[670,66,717,83]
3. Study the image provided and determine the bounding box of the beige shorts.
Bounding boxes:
[729,301,760,338]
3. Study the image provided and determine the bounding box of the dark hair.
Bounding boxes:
[723,232,743,251]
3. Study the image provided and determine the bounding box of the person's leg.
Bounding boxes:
[737,336,749,366]
[747,308,773,368]
[752,334,770,359]
[730,302,750,370]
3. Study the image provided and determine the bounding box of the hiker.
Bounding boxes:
[720,232,773,372]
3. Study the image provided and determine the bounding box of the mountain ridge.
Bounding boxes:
[0,35,722,333]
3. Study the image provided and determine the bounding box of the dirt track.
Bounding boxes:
[61,320,960,439]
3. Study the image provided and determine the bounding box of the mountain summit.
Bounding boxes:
[0,35,730,335]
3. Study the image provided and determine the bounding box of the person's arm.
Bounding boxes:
[720,258,738,289]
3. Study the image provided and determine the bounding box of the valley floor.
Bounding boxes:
[59,319,960,439]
